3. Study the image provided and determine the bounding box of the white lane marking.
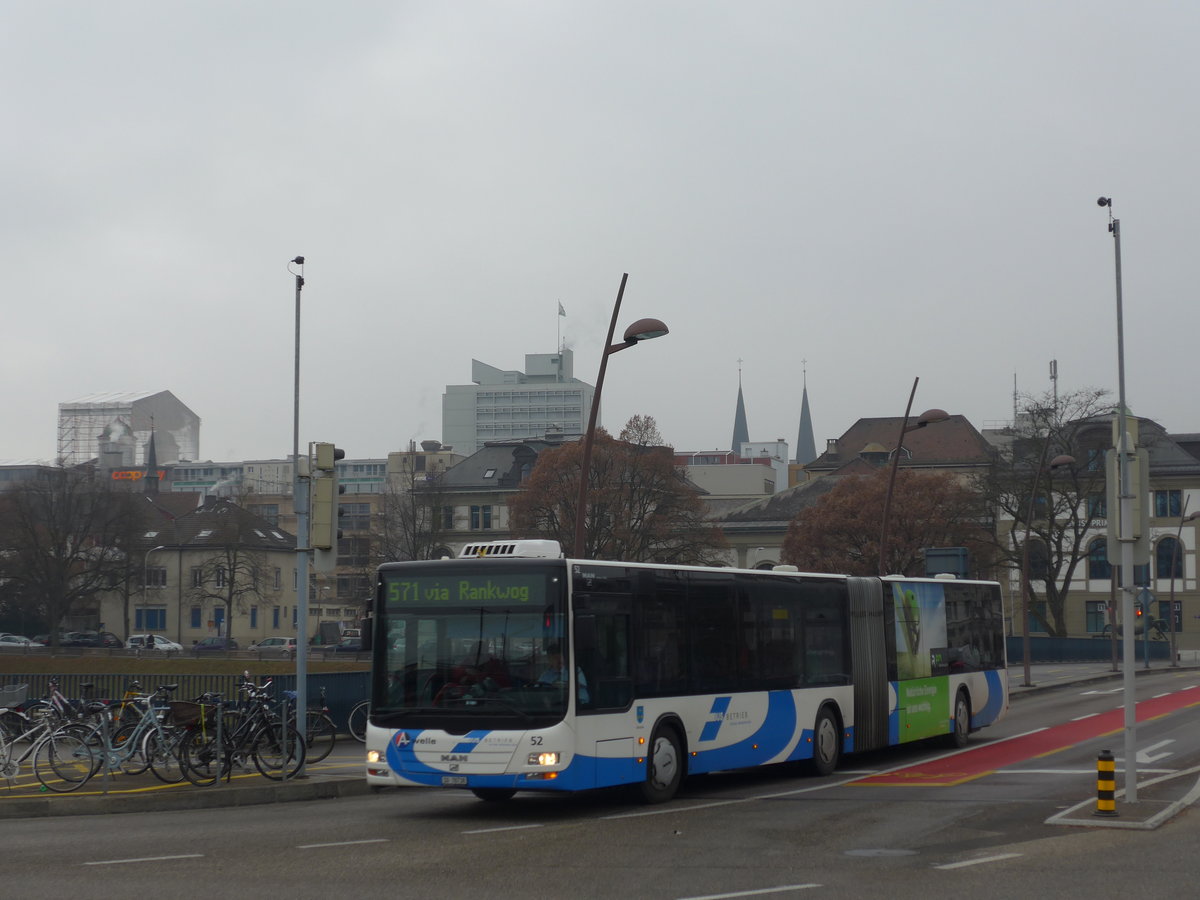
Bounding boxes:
[1071,712,1100,721]
[84,854,204,866]
[296,839,390,849]
[995,768,1176,775]
[1137,740,1176,764]
[1153,692,1172,699]
[462,824,544,835]
[935,853,1023,870]
[677,885,821,899]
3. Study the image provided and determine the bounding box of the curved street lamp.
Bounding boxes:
[877,375,949,575]
[572,273,669,558]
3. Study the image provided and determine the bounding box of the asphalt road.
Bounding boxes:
[3,667,1199,899]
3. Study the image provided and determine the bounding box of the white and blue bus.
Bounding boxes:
[364,540,1008,803]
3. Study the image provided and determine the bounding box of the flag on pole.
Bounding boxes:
[558,301,566,316]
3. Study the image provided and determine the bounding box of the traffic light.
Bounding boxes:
[311,442,345,573]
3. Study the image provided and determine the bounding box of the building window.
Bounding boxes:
[1156,537,1183,579]
[135,608,166,630]
[337,575,371,599]
[250,606,258,629]
[215,567,228,588]
[1088,538,1111,581]
[190,607,202,628]
[1154,490,1182,518]
[1087,493,1107,518]
[249,504,280,526]
[470,505,494,530]
[337,536,371,567]
[442,506,454,529]
[1085,600,1109,633]
[191,567,204,587]
[145,566,167,588]
[274,567,282,590]
[273,606,280,629]
[339,502,371,531]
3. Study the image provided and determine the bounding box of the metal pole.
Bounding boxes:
[1019,435,1054,687]
[291,257,308,778]
[879,377,918,576]
[1102,200,1138,802]
[573,274,627,559]
[1168,499,1190,668]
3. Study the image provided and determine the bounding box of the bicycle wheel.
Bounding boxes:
[180,727,224,786]
[145,727,187,783]
[110,723,151,775]
[304,711,337,763]
[252,723,306,780]
[347,700,368,742]
[34,731,96,792]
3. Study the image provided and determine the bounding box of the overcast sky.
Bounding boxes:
[4,2,1197,464]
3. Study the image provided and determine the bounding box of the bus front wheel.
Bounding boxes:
[639,725,683,804]
[810,707,840,776]
[471,788,517,802]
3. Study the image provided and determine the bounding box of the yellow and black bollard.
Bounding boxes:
[1095,749,1118,817]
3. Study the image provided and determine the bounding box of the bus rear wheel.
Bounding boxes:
[639,725,683,803]
[948,690,971,748]
[809,707,840,776]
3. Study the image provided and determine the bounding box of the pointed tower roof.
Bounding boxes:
[731,364,749,454]
[144,427,160,496]
[795,367,817,465]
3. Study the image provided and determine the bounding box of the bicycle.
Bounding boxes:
[347,699,369,742]
[0,700,97,792]
[80,683,189,784]
[282,686,338,764]
[180,679,306,786]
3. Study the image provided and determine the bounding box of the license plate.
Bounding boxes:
[441,776,468,785]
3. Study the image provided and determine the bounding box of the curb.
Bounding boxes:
[0,776,374,819]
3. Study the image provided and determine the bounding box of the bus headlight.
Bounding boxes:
[528,751,559,766]
[367,749,382,764]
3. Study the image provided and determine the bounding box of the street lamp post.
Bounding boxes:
[1018,450,1076,687]
[572,273,668,559]
[289,255,309,778]
[877,376,948,575]
[1099,195,1141,801]
[1168,504,1200,668]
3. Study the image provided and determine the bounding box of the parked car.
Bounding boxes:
[126,634,184,652]
[249,636,297,653]
[330,637,364,654]
[193,636,239,652]
[0,634,44,648]
[60,630,123,648]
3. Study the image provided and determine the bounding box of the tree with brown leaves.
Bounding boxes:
[508,423,726,564]
[781,467,986,577]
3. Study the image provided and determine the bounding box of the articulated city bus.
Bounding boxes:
[364,541,1007,803]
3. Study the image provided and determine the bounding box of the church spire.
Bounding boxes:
[144,422,160,496]
[795,362,817,465]
[731,360,749,454]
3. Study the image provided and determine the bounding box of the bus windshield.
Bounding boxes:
[374,562,570,729]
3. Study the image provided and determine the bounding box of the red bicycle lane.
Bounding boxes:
[848,684,1200,787]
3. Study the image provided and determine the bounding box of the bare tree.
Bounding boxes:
[509,419,727,564]
[971,387,1114,636]
[374,454,453,564]
[185,500,280,640]
[0,470,141,643]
